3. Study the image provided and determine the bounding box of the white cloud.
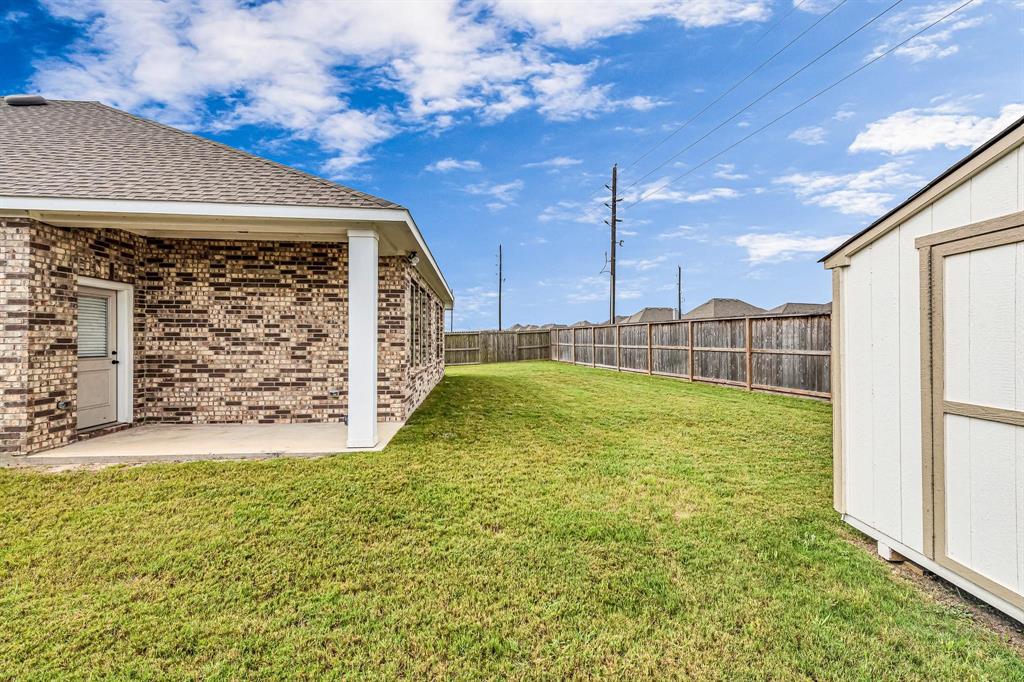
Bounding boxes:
[564,274,643,306]
[712,163,748,180]
[796,0,837,13]
[530,61,665,121]
[733,232,850,264]
[487,0,770,47]
[465,179,524,210]
[30,0,671,174]
[620,255,668,271]
[538,198,605,224]
[868,3,986,63]
[656,225,709,241]
[833,105,856,121]
[453,285,498,324]
[523,156,583,169]
[622,180,741,204]
[850,103,1024,155]
[788,125,827,146]
[425,157,483,172]
[775,161,923,215]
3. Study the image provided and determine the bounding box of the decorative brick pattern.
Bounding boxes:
[1,219,446,456]
[139,238,348,424]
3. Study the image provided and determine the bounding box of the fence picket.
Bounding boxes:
[445,311,830,399]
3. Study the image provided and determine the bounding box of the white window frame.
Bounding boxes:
[77,276,134,425]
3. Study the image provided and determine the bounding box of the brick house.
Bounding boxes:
[0,95,452,460]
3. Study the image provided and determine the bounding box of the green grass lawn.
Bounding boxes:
[1,362,1022,680]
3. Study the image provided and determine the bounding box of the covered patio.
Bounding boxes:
[10,422,404,467]
[1,97,451,464]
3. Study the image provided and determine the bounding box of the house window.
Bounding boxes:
[410,282,441,368]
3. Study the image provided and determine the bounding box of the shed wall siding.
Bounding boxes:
[942,243,1024,592]
[842,143,1024,553]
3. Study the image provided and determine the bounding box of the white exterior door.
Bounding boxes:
[924,220,1024,610]
[77,286,118,429]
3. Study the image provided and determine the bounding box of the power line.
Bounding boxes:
[623,0,844,176]
[625,0,976,210]
[625,0,904,193]
[749,0,810,51]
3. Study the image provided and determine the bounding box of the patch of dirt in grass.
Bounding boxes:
[845,531,1024,654]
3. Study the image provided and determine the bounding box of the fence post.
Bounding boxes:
[616,325,621,372]
[571,327,577,364]
[591,327,596,367]
[647,322,653,374]
[745,317,753,391]
[687,320,694,381]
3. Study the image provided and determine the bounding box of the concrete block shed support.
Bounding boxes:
[347,229,379,448]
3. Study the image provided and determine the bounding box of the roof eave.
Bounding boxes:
[0,195,454,307]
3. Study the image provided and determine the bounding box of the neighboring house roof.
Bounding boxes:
[571,320,596,327]
[766,302,832,315]
[821,114,1024,265]
[619,307,677,324]
[682,298,766,319]
[0,99,399,209]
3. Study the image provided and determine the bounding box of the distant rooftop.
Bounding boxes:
[681,298,765,320]
[766,302,831,315]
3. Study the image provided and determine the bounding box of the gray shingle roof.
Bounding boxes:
[766,302,832,315]
[681,298,765,320]
[618,307,677,324]
[0,99,400,210]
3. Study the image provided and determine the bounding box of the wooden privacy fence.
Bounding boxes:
[551,313,830,399]
[445,330,551,365]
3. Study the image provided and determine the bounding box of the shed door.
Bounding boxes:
[926,223,1024,610]
[77,287,118,429]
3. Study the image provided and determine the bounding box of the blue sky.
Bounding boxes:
[2,0,1022,328]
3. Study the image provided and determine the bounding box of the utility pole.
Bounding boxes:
[604,164,621,324]
[497,244,504,331]
[676,265,683,320]
[449,306,454,331]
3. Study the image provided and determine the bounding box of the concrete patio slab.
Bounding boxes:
[7,422,403,467]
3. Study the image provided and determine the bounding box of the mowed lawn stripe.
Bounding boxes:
[0,361,1021,679]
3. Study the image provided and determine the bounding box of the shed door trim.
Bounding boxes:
[920,215,1024,610]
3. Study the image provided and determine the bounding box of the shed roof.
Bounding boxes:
[0,99,399,209]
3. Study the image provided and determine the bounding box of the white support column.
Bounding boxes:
[347,229,378,448]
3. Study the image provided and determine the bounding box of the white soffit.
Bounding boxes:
[0,196,454,306]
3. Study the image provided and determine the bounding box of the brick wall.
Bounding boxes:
[403,265,445,418]
[0,218,31,458]
[377,256,446,422]
[140,238,348,424]
[2,220,447,455]
[23,222,145,453]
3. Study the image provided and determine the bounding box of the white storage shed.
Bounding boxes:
[823,114,1024,621]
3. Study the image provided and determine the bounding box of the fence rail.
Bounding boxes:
[445,330,551,365]
[447,313,830,399]
[550,312,830,399]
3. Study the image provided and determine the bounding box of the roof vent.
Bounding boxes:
[4,94,48,106]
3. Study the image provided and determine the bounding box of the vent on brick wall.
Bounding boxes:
[3,94,48,106]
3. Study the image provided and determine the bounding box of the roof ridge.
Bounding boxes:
[85,102,401,210]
